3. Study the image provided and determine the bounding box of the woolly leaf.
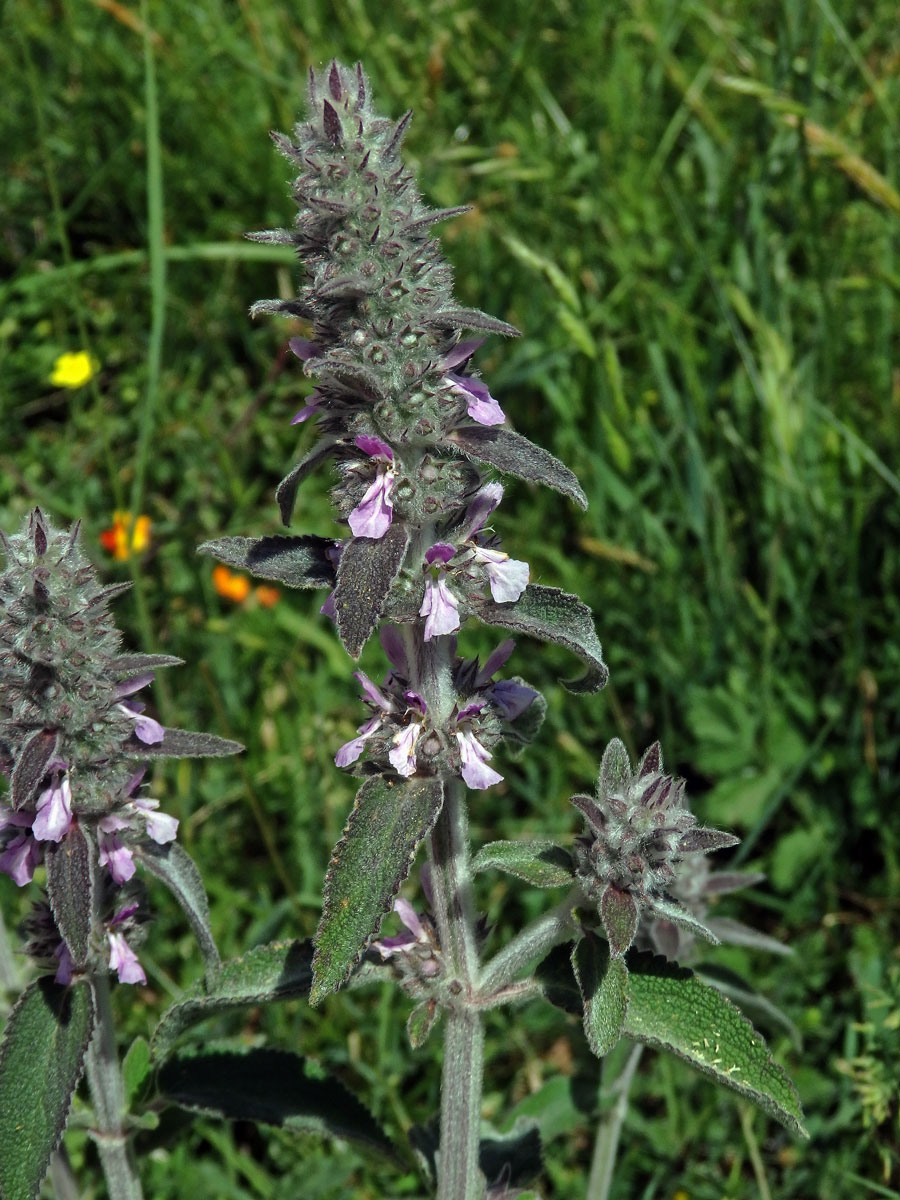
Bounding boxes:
[123,729,244,759]
[0,979,94,1200]
[122,1036,153,1107]
[600,885,640,956]
[152,940,313,1060]
[158,1048,396,1157]
[598,738,631,800]
[471,585,608,693]
[472,840,574,888]
[198,534,336,589]
[10,729,59,811]
[704,916,791,957]
[648,897,719,946]
[311,776,444,1003]
[695,963,802,1047]
[623,951,807,1137]
[134,842,220,985]
[573,933,628,1058]
[111,653,183,678]
[407,999,440,1049]
[430,308,520,338]
[276,438,341,525]
[45,826,94,966]
[448,427,586,510]
[334,524,410,658]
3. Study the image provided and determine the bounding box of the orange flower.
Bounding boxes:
[254,585,280,608]
[99,512,152,560]
[212,565,252,603]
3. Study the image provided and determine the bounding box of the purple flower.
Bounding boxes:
[476,638,516,684]
[349,436,395,539]
[54,942,74,985]
[420,576,460,640]
[389,721,422,777]
[371,895,440,977]
[118,701,165,745]
[107,931,146,985]
[489,679,537,720]
[462,483,503,539]
[289,338,320,362]
[443,339,484,371]
[447,374,506,426]
[420,543,461,640]
[0,830,42,886]
[291,390,324,424]
[472,546,529,603]
[456,729,503,790]
[130,797,178,844]
[335,716,382,767]
[32,775,73,843]
[98,818,136,884]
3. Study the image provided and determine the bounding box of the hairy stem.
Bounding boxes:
[479,890,578,996]
[85,973,143,1200]
[585,1043,643,1200]
[412,627,485,1200]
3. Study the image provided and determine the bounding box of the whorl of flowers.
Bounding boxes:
[0,509,241,984]
[571,738,739,956]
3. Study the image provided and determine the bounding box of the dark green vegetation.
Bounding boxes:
[2,1,898,1196]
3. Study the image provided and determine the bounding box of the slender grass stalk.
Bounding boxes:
[585,1044,643,1200]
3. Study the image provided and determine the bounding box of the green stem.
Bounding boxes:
[479,890,577,996]
[585,1044,643,1200]
[411,627,485,1200]
[84,974,143,1200]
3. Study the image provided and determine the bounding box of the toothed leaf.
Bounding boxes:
[623,951,807,1137]
[0,979,94,1200]
[198,535,336,589]
[334,524,410,658]
[10,729,59,811]
[573,933,628,1058]
[473,840,574,888]
[45,826,94,966]
[471,585,608,693]
[134,842,220,985]
[152,940,313,1060]
[448,426,586,510]
[311,776,444,1003]
[158,1048,396,1157]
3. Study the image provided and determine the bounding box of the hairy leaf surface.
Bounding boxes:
[473,840,574,888]
[135,842,220,984]
[198,534,336,589]
[448,427,586,509]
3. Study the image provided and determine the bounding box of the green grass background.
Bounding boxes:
[2,0,899,1196]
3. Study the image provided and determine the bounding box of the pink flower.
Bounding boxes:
[420,543,460,640]
[456,729,504,790]
[446,374,506,425]
[348,436,395,539]
[107,931,146,985]
[98,818,136,884]
[118,702,165,745]
[32,775,74,843]
[472,546,529,603]
[0,831,42,886]
[389,721,422,777]
[130,797,178,844]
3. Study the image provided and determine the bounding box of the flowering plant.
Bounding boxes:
[0,60,805,1200]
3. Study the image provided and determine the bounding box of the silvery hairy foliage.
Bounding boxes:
[0,61,805,1200]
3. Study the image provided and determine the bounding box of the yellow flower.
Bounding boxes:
[50,350,99,389]
[212,565,252,603]
[100,512,152,560]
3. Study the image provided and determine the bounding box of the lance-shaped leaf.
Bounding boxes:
[471,585,608,693]
[10,729,59,811]
[573,933,628,1058]
[648,896,719,946]
[0,979,94,1200]
[152,940,313,1060]
[134,842,220,985]
[447,427,587,510]
[333,523,410,658]
[623,951,807,1137]
[429,307,521,338]
[311,776,444,1004]
[473,840,575,888]
[276,437,341,524]
[46,826,94,966]
[704,916,792,956]
[122,728,244,759]
[198,534,337,590]
[601,885,640,956]
[407,999,440,1049]
[695,963,802,1048]
[111,653,183,679]
[158,1048,396,1158]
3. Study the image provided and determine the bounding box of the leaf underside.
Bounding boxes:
[135,841,221,985]
[198,534,337,589]
[0,979,95,1200]
[447,426,587,510]
[311,776,444,1003]
[334,523,410,658]
[122,728,244,759]
[472,584,608,692]
[158,1047,396,1158]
